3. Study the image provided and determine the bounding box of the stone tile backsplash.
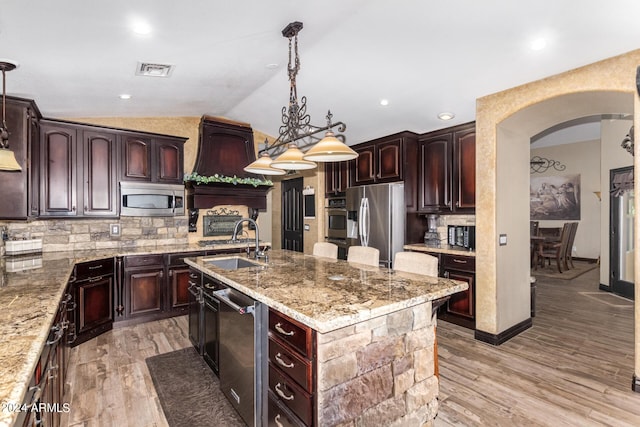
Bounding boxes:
[0,217,189,252]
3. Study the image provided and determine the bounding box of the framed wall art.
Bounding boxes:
[530,174,580,220]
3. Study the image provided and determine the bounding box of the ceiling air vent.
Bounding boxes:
[136,62,174,77]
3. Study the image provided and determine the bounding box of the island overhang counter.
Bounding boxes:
[185,249,468,426]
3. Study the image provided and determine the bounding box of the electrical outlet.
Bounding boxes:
[110,224,121,237]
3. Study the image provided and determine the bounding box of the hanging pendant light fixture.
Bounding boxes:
[246,22,354,173]
[244,139,287,175]
[303,111,357,162]
[0,60,22,172]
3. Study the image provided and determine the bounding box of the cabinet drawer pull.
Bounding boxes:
[274,414,284,427]
[274,322,295,336]
[275,353,294,369]
[88,276,103,283]
[189,273,199,279]
[452,259,467,264]
[88,264,103,270]
[275,383,294,401]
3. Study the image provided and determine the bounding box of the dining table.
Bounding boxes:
[531,234,561,269]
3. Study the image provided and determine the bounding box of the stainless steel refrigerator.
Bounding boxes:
[346,182,405,267]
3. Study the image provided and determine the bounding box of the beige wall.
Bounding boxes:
[476,49,639,380]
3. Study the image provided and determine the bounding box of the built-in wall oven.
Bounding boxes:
[325,197,347,239]
[325,197,348,259]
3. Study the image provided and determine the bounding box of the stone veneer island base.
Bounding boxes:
[186,249,466,427]
[316,301,438,426]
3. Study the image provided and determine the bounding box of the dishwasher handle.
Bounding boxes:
[213,289,255,315]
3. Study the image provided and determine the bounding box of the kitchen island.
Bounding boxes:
[186,249,468,426]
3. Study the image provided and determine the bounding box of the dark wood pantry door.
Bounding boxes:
[282,177,303,252]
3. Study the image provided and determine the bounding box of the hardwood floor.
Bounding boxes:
[61,316,191,427]
[61,266,639,427]
[436,266,640,426]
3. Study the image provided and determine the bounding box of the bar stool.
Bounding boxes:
[312,242,338,259]
[393,251,438,276]
[347,246,379,267]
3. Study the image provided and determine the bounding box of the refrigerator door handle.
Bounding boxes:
[361,197,370,247]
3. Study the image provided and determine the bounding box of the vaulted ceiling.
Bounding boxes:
[2,0,639,145]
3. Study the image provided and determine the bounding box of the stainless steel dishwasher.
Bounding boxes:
[214,288,267,426]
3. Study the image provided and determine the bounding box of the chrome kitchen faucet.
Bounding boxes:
[231,218,268,261]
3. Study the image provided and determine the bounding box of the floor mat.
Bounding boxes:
[532,261,598,280]
[145,347,244,427]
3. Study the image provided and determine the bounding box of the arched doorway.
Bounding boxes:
[475,49,640,390]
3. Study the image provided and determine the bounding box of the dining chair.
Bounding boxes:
[540,222,572,273]
[393,251,438,276]
[347,246,380,267]
[565,222,579,269]
[312,242,338,259]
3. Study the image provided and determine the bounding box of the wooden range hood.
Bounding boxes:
[186,116,271,212]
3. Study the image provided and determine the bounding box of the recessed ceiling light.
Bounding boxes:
[265,63,279,69]
[530,37,547,51]
[119,94,132,100]
[438,112,455,121]
[132,20,152,35]
[380,99,389,106]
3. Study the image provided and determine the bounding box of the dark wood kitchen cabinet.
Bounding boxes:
[268,308,316,426]
[70,258,115,346]
[39,120,118,217]
[39,121,78,217]
[166,251,206,314]
[440,253,475,329]
[0,96,41,219]
[418,122,475,214]
[122,254,165,321]
[351,132,417,187]
[324,161,349,196]
[120,134,184,184]
[82,129,119,216]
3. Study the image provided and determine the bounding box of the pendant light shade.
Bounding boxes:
[0,60,21,172]
[271,143,317,170]
[243,152,286,175]
[303,130,358,162]
[0,147,21,171]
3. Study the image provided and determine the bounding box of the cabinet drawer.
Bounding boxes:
[267,391,306,427]
[442,254,475,272]
[124,254,164,268]
[269,363,313,426]
[269,337,313,392]
[75,258,114,279]
[269,309,313,359]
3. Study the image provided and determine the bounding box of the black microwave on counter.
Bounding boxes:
[448,225,475,250]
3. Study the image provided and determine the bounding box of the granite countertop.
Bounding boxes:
[185,249,469,334]
[0,241,267,427]
[403,243,476,257]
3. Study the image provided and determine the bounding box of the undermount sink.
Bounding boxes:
[203,256,263,270]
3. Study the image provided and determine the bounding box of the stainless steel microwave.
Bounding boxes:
[120,182,185,217]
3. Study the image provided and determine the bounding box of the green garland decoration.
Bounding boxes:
[184,172,273,187]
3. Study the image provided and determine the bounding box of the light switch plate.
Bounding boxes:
[110,224,121,237]
[304,224,310,231]
[499,234,507,246]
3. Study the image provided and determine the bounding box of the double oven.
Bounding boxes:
[325,197,348,259]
